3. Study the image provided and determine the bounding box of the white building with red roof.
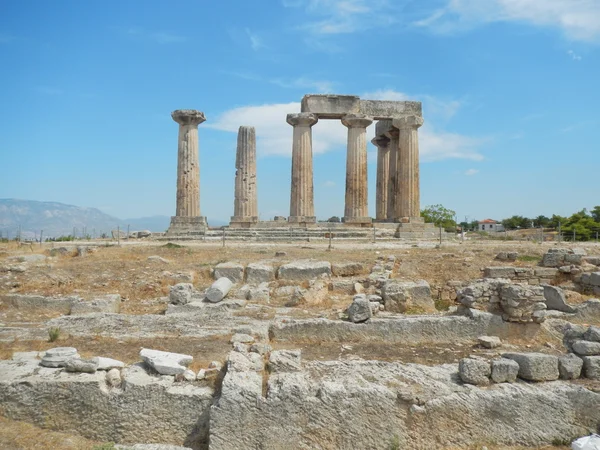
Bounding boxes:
[478,219,504,232]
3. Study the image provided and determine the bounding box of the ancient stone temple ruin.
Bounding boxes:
[166,94,433,238]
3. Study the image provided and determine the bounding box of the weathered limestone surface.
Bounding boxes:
[231,126,258,226]
[287,113,318,223]
[381,279,434,313]
[277,260,331,280]
[70,294,121,314]
[393,116,423,221]
[372,133,390,221]
[342,114,373,223]
[502,353,559,381]
[209,357,600,449]
[383,122,399,221]
[0,358,213,447]
[459,357,490,385]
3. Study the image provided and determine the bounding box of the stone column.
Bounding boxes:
[384,125,399,221]
[372,135,390,221]
[168,109,206,233]
[342,114,373,224]
[230,126,258,227]
[288,113,318,224]
[393,115,424,222]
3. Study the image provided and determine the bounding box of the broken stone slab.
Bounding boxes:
[230,333,254,344]
[478,336,502,349]
[331,262,368,277]
[502,352,559,381]
[40,347,80,368]
[245,262,275,283]
[483,267,518,278]
[542,285,577,313]
[93,356,125,371]
[491,358,519,383]
[582,356,600,380]
[70,294,121,314]
[381,279,434,313]
[9,254,47,263]
[347,294,372,323]
[140,348,192,376]
[65,358,98,373]
[169,283,194,305]
[214,262,244,283]
[2,293,77,315]
[245,282,270,303]
[206,277,234,303]
[269,350,302,372]
[459,357,490,385]
[572,340,600,356]
[558,354,583,380]
[277,260,331,281]
[495,252,518,262]
[250,343,272,355]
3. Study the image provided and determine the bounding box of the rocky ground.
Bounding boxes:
[0,239,599,449]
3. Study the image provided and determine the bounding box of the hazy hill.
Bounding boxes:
[0,199,228,238]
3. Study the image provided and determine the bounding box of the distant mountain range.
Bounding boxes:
[0,199,226,239]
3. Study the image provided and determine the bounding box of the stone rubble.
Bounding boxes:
[347,294,372,323]
[140,348,193,376]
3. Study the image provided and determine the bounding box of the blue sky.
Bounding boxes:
[1,0,599,224]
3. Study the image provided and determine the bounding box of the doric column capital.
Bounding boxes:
[392,115,424,130]
[375,119,393,137]
[342,113,373,129]
[371,136,390,149]
[384,127,399,140]
[172,109,206,126]
[287,112,318,127]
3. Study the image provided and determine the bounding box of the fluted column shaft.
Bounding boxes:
[172,110,206,217]
[342,114,373,222]
[393,116,424,220]
[232,126,258,222]
[384,127,399,221]
[372,135,390,221]
[288,113,318,222]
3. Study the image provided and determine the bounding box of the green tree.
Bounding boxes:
[591,206,600,223]
[501,215,531,229]
[549,214,567,229]
[532,215,550,228]
[421,204,456,231]
[562,208,600,241]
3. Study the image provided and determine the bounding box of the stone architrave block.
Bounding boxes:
[502,352,559,381]
[214,262,245,283]
[491,358,519,383]
[331,262,368,277]
[534,268,559,278]
[459,357,491,385]
[582,356,600,380]
[70,294,121,314]
[245,262,275,284]
[558,354,583,380]
[206,277,234,303]
[382,279,434,313]
[277,260,332,281]
[542,285,577,313]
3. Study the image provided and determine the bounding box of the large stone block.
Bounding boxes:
[499,284,546,323]
[2,293,76,315]
[331,262,368,277]
[168,283,193,305]
[245,262,275,284]
[582,356,600,380]
[534,268,559,278]
[459,357,490,385]
[502,352,559,381]
[572,340,600,356]
[347,294,372,323]
[70,294,121,314]
[277,260,331,281]
[491,358,519,383]
[214,262,244,283]
[589,272,600,287]
[382,279,434,313]
[558,354,583,380]
[584,326,600,343]
[140,348,192,376]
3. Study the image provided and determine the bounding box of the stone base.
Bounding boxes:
[167,216,207,234]
[229,216,259,228]
[343,217,372,227]
[395,216,425,224]
[288,216,316,225]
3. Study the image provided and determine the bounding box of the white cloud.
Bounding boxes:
[283,0,396,35]
[225,71,334,93]
[323,180,336,187]
[416,0,600,42]
[465,168,479,176]
[567,49,582,61]
[245,28,264,51]
[208,90,486,162]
